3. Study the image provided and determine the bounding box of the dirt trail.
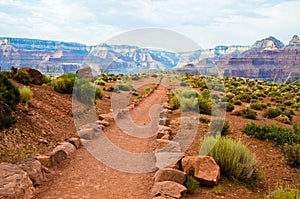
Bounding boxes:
[34,80,168,199]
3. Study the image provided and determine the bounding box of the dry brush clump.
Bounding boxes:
[200,136,258,181]
[0,72,20,129]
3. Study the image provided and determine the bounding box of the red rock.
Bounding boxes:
[154,168,186,184]
[151,181,187,199]
[17,158,45,186]
[0,163,35,199]
[19,67,43,85]
[182,155,220,186]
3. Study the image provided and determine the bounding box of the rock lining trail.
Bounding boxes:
[35,79,168,199]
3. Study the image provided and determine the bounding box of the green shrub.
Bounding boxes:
[0,72,20,129]
[185,175,200,194]
[198,96,212,115]
[213,184,226,195]
[250,102,267,110]
[19,87,33,107]
[210,118,231,135]
[201,136,257,180]
[95,79,106,86]
[226,102,234,112]
[237,93,251,103]
[283,143,300,167]
[73,78,104,105]
[266,184,300,199]
[95,86,103,100]
[13,70,31,85]
[199,115,211,123]
[168,92,180,110]
[116,83,134,91]
[52,73,76,94]
[240,107,257,120]
[263,107,282,118]
[233,99,242,105]
[144,86,154,94]
[242,123,300,146]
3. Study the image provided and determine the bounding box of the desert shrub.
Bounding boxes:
[242,123,300,146]
[201,136,257,180]
[13,70,31,85]
[73,79,103,105]
[95,86,103,99]
[266,184,300,199]
[131,75,140,81]
[263,107,282,118]
[169,90,201,112]
[233,99,242,105]
[185,175,200,194]
[42,75,52,84]
[52,73,76,94]
[180,81,188,86]
[19,87,33,106]
[0,73,20,109]
[0,72,20,129]
[282,109,293,121]
[168,92,180,110]
[226,92,235,100]
[213,184,226,195]
[283,143,300,167]
[210,118,231,135]
[116,83,134,91]
[237,93,251,103]
[226,102,234,112]
[199,115,211,123]
[198,97,212,115]
[95,79,106,86]
[250,102,267,110]
[283,100,293,107]
[240,107,257,120]
[144,86,154,94]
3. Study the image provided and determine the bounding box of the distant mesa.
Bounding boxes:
[0,35,299,82]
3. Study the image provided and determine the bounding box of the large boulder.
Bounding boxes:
[19,67,43,85]
[0,163,35,199]
[151,181,187,199]
[154,168,186,184]
[17,158,45,186]
[181,156,220,186]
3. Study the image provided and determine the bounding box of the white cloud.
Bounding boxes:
[0,0,299,48]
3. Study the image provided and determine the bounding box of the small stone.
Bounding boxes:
[154,168,186,184]
[151,181,187,199]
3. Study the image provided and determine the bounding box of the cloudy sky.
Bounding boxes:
[0,0,299,49]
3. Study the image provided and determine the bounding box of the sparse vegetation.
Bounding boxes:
[19,87,33,107]
[242,123,300,146]
[200,136,258,181]
[266,184,300,199]
[0,72,20,129]
[240,107,257,120]
[185,175,200,194]
[52,73,76,94]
